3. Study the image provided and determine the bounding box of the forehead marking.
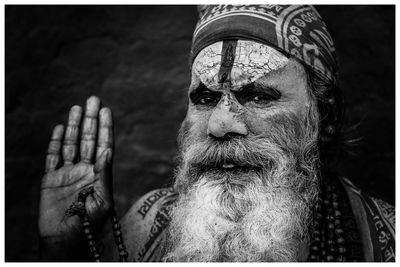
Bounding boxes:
[218,40,237,84]
[193,40,289,89]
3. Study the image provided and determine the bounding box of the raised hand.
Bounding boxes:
[38,96,114,260]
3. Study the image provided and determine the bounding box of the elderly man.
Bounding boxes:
[38,5,395,262]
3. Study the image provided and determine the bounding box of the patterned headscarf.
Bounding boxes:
[190,5,338,87]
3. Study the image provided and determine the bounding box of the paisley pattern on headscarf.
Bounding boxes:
[190,5,338,87]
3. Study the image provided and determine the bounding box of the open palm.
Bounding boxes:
[39,96,114,256]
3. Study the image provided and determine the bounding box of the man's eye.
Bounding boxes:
[195,95,219,105]
[249,94,274,104]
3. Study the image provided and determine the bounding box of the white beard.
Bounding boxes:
[162,108,320,262]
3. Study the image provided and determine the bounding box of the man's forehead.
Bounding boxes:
[192,40,290,89]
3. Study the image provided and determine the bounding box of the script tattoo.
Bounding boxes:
[137,187,175,219]
[137,196,176,261]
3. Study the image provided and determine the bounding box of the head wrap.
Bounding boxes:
[190,5,338,87]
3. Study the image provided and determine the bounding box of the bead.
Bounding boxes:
[328,247,336,253]
[313,229,321,235]
[111,216,118,224]
[118,244,126,251]
[326,215,334,221]
[86,234,94,240]
[325,125,335,135]
[334,210,341,217]
[332,201,339,208]
[328,223,335,229]
[88,240,96,246]
[115,236,124,244]
[119,251,128,257]
[337,255,346,262]
[114,230,122,237]
[335,228,344,235]
[335,219,341,226]
[331,193,338,200]
[84,228,91,234]
[326,255,334,261]
[311,245,319,251]
[328,98,335,105]
[337,237,345,244]
[338,246,346,253]
[310,255,319,261]
[327,240,334,246]
[113,223,121,230]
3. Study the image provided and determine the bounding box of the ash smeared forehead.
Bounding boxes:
[192,40,289,89]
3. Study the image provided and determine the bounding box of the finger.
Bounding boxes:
[94,148,112,176]
[80,96,100,164]
[62,105,82,166]
[94,148,113,188]
[96,107,114,161]
[45,124,64,173]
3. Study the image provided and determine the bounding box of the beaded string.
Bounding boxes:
[308,172,364,262]
[66,186,129,262]
[308,179,345,261]
[111,210,129,261]
[65,186,100,262]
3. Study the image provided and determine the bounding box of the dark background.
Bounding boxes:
[5,5,395,261]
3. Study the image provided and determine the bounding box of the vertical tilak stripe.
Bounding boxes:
[218,40,237,84]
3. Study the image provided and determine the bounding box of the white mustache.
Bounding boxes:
[183,136,284,169]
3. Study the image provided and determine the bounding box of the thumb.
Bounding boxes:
[94,148,113,182]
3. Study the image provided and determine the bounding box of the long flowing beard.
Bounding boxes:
[162,107,320,262]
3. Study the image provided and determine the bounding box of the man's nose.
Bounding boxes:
[207,97,248,139]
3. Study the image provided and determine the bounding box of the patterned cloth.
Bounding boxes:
[340,177,395,262]
[190,5,338,87]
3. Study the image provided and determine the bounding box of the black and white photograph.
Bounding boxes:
[4,4,395,262]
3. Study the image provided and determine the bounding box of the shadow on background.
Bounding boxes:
[5,5,394,261]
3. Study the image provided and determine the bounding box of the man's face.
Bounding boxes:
[164,40,320,262]
[185,40,311,144]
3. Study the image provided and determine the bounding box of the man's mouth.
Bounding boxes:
[192,159,263,173]
[209,161,257,172]
[222,163,238,169]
